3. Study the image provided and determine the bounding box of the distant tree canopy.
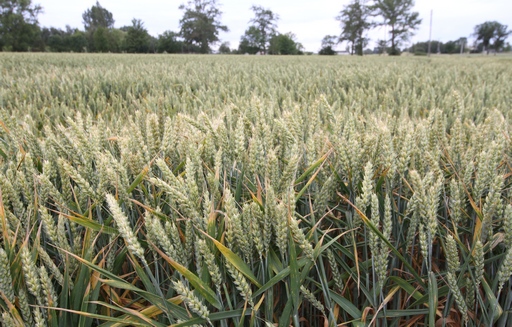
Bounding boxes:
[124,19,151,53]
[42,26,88,52]
[268,32,303,55]
[157,31,183,53]
[178,0,228,53]
[92,27,109,52]
[81,2,117,52]
[238,26,263,54]
[82,1,114,32]
[473,21,511,54]
[336,0,371,56]
[246,5,279,54]
[331,0,420,56]
[1,0,181,53]
[0,0,43,51]
[372,0,421,55]
[409,38,468,55]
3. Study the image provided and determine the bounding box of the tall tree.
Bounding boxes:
[248,5,279,54]
[124,18,150,53]
[336,0,371,56]
[82,1,115,52]
[0,0,43,51]
[372,0,421,55]
[493,23,511,53]
[238,26,263,54]
[178,0,228,54]
[473,21,496,54]
[82,1,114,32]
[474,21,511,54]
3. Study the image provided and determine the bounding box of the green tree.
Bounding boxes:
[0,0,42,51]
[444,40,458,54]
[46,27,69,52]
[268,32,301,55]
[82,1,115,52]
[69,29,88,52]
[124,18,150,53]
[93,26,110,52]
[82,1,114,32]
[41,26,88,52]
[238,26,263,54]
[336,0,371,56]
[248,5,279,54]
[491,22,510,53]
[372,0,421,55]
[218,41,230,53]
[474,21,497,54]
[179,0,228,53]
[109,28,126,52]
[318,35,337,55]
[157,30,183,53]
[409,38,469,55]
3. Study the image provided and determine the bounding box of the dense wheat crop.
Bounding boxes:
[0,53,512,326]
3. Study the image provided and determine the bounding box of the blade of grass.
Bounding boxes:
[151,244,222,310]
[128,165,149,193]
[329,290,362,320]
[89,301,167,327]
[62,249,189,320]
[289,231,300,313]
[199,229,262,288]
[170,309,249,327]
[428,271,438,327]
[339,193,427,289]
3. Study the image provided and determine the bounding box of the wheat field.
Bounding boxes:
[0,53,512,326]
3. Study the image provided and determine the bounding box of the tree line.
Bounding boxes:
[0,0,303,54]
[0,0,510,55]
[318,0,510,56]
[405,21,511,56]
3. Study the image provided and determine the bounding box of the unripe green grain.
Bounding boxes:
[20,245,40,300]
[106,194,146,264]
[445,234,459,274]
[226,261,254,307]
[173,279,211,322]
[0,249,14,303]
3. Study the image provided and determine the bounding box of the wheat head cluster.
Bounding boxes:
[0,53,511,326]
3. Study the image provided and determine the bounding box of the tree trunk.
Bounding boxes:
[356,42,363,56]
[201,42,209,54]
[390,24,397,55]
[356,32,363,56]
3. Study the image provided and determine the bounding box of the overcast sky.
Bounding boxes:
[37,0,512,52]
